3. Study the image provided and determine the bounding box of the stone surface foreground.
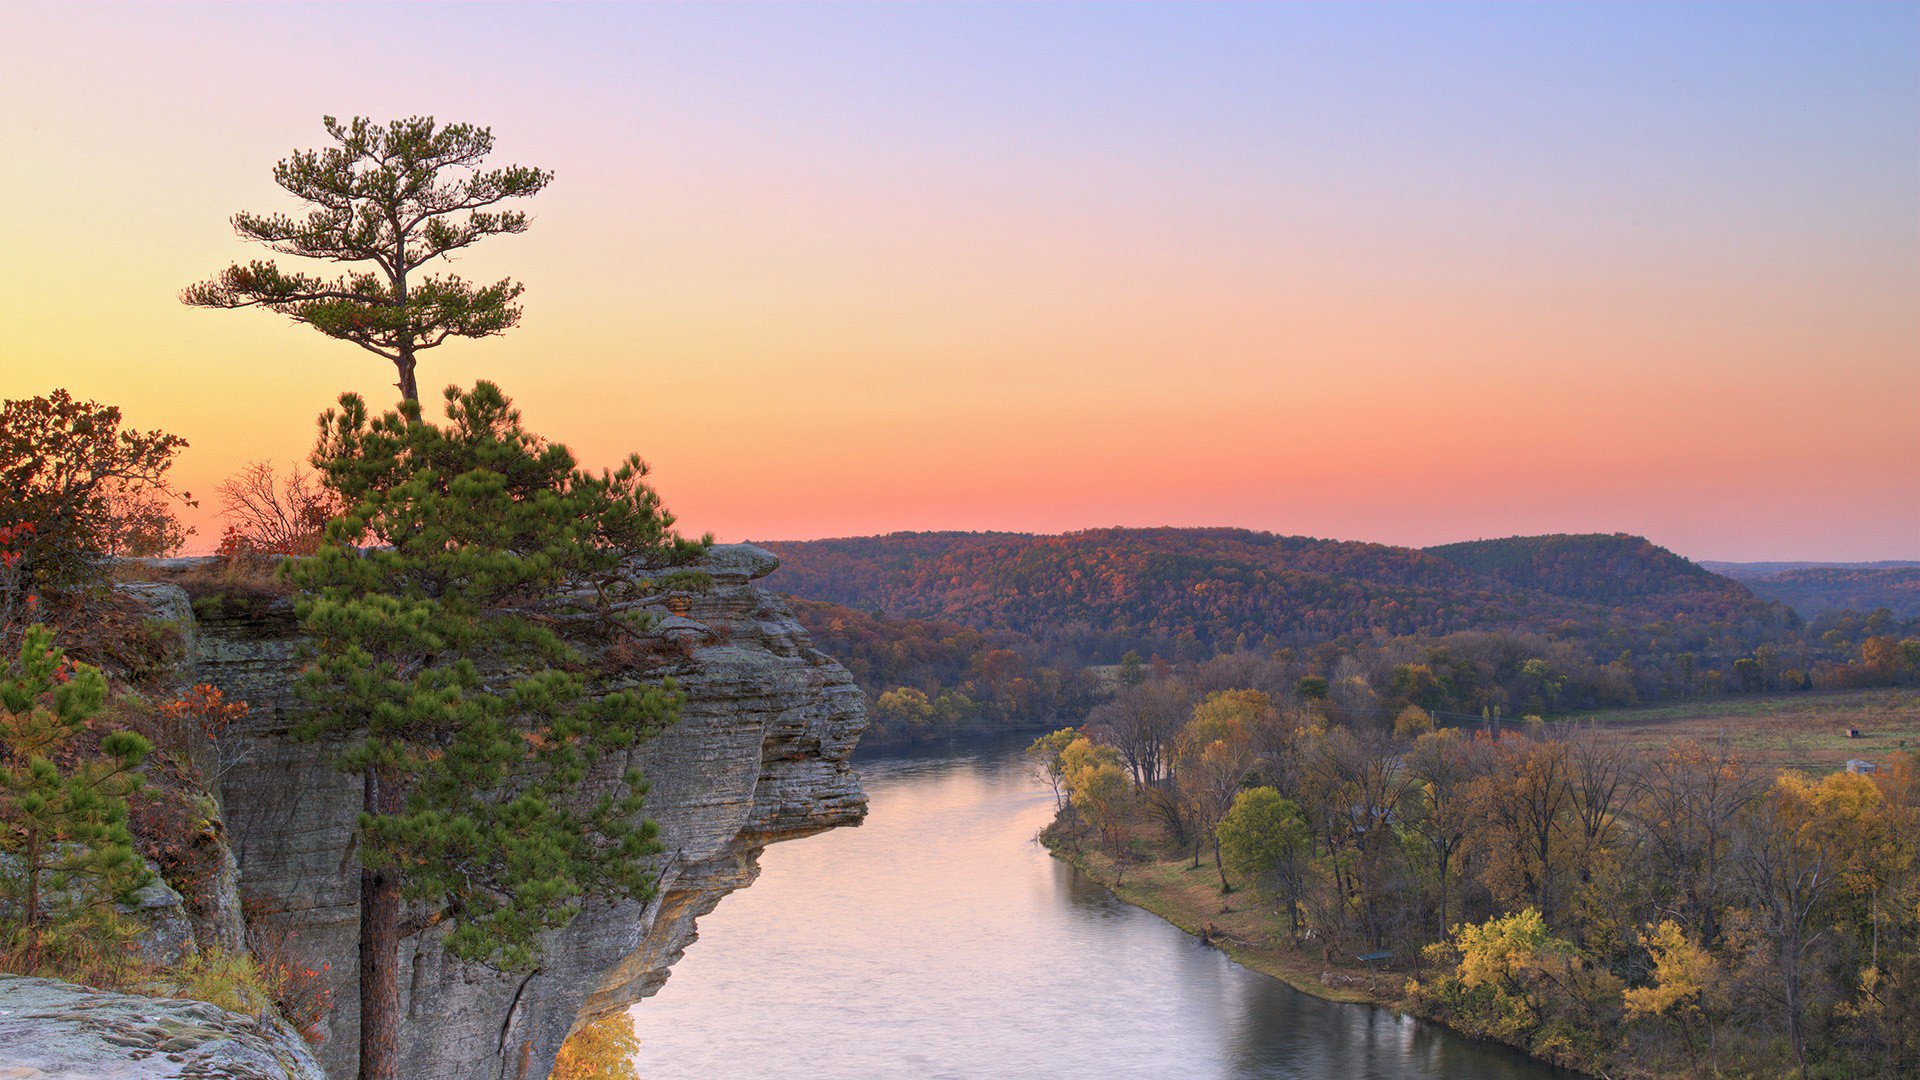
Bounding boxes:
[0,975,325,1080]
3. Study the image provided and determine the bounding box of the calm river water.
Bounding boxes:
[632,739,1576,1079]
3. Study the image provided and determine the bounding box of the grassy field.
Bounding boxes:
[1559,688,1920,768]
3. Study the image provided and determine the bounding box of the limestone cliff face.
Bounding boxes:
[191,544,867,1080]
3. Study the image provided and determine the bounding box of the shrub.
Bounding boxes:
[0,625,153,974]
[0,390,191,609]
[241,897,335,1045]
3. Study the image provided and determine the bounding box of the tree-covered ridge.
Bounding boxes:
[1710,565,1920,620]
[1425,532,1735,603]
[762,528,1781,663]
[788,599,1096,744]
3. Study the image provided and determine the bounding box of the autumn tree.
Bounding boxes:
[1066,743,1135,865]
[1632,738,1764,945]
[1623,920,1727,1073]
[552,1013,641,1080]
[1412,906,1622,1063]
[1174,690,1265,887]
[1405,727,1485,935]
[1298,725,1417,945]
[290,382,704,1080]
[0,625,152,973]
[1086,675,1188,787]
[183,116,552,403]
[0,391,191,624]
[1467,736,1574,925]
[1026,728,1081,813]
[1563,727,1636,953]
[1734,772,1858,1072]
[872,687,935,740]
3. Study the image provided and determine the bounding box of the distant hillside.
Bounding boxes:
[1700,563,1920,619]
[758,528,1781,662]
[1701,560,1920,578]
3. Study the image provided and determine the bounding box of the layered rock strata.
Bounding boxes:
[183,544,866,1079]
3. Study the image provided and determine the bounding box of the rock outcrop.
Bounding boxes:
[0,975,326,1080]
[180,544,866,1079]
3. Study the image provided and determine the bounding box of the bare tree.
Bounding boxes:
[216,461,341,556]
[1633,737,1765,944]
[1087,677,1190,788]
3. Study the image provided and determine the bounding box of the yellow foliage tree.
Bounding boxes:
[552,1013,641,1080]
[1393,705,1434,740]
[1624,920,1707,1018]
[1623,920,1724,1071]
[1054,734,1136,865]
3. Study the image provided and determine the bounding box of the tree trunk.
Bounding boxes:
[1783,935,1807,1076]
[395,352,419,405]
[20,825,41,971]
[359,771,403,1080]
[1213,836,1229,892]
[393,248,418,405]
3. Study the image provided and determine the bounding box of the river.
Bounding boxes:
[632,738,1576,1079]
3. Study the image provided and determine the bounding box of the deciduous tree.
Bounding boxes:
[1217,786,1311,938]
[0,391,191,624]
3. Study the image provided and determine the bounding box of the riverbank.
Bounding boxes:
[1039,821,1599,1080]
[1038,825,1404,1008]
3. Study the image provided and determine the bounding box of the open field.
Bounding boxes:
[1560,688,1920,769]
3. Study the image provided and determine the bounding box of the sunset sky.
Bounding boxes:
[2,3,1914,560]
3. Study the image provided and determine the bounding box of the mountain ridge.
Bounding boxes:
[756,528,1781,662]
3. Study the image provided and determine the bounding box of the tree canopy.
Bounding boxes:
[183,116,552,402]
[290,380,702,1079]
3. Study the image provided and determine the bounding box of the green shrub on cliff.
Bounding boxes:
[0,625,152,978]
[290,381,707,1079]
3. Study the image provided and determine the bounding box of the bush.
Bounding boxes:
[0,390,191,617]
[0,625,153,975]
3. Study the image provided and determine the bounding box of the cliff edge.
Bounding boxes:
[185,543,866,1079]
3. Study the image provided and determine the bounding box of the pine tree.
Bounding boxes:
[0,624,152,973]
[289,382,705,1080]
[183,116,552,403]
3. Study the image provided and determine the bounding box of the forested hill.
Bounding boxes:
[1701,562,1920,619]
[756,528,1782,662]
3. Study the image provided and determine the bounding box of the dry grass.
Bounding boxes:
[1560,688,1920,769]
[114,555,293,618]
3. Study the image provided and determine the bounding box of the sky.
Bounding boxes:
[1,2,1915,561]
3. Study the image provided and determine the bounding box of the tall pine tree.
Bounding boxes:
[290,382,706,1080]
[183,116,551,403]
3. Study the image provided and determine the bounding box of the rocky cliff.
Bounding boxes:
[183,544,866,1079]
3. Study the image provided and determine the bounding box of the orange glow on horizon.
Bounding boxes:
[1,4,1914,561]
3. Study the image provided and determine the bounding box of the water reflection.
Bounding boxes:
[632,740,1575,1079]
